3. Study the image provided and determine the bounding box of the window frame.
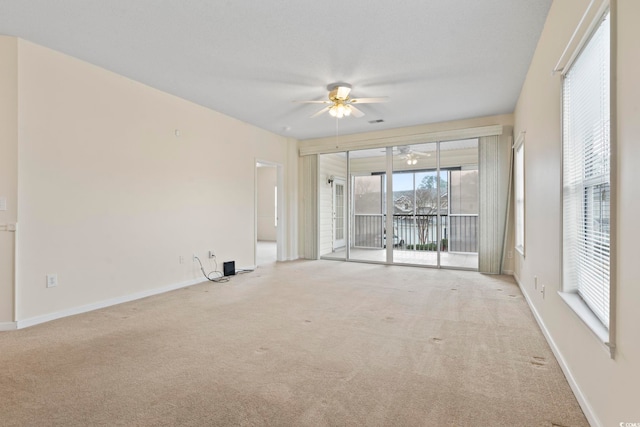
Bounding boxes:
[559,4,615,357]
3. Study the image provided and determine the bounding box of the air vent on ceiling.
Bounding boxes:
[368,119,384,124]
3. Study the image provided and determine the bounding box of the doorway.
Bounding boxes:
[255,161,283,266]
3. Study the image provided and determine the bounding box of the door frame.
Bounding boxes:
[332,177,346,250]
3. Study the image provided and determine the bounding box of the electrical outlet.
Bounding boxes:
[209,250,215,259]
[541,284,546,299]
[46,274,58,288]
[192,253,197,262]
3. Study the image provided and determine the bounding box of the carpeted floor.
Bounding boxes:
[0,260,588,426]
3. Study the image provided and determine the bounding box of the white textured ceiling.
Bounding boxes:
[0,1,552,140]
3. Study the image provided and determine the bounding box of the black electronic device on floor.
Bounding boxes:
[223,261,235,276]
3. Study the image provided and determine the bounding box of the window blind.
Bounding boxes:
[514,137,525,254]
[562,11,610,328]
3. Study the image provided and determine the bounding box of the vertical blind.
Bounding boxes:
[303,155,318,259]
[479,134,511,274]
[562,11,610,328]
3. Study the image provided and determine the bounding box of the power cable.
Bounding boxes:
[194,255,229,283]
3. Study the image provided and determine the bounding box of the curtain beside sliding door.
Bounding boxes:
[302,154,318,259]
[479,132,512,274]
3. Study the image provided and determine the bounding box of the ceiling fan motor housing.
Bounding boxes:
[328,83,352,101]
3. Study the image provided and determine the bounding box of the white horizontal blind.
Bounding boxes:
[562,11,610,328]
[514,137,525,254]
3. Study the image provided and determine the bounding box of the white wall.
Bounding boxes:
[514,0,640,425]
[257,166,277,241]
[9,39,296,323]
[0,37,18,326]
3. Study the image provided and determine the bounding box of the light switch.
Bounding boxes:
[46,274,58,288]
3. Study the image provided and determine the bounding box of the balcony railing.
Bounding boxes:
[448,215,478,253]
[352,214,384,248]
[353,213,478,253]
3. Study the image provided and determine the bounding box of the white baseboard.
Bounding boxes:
[16,277,205,329]
[503,269,514,275]
[514,276,601,427]
[0,322,17,331]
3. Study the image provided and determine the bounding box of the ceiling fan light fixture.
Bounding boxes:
[297,82,388,119]
[329,103,350,118]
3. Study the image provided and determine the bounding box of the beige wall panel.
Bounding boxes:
[15,40,292,321]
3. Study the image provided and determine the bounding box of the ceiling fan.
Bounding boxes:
[295,83,389,119]
[393,145,432,165]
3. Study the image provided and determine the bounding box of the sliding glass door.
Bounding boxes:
[319,152,347,260]
[319,138,479,270]
[391,143,440,266]
[440,139,479,269]
[349,147,387,263]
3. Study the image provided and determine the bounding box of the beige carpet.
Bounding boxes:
[0,260,588,426]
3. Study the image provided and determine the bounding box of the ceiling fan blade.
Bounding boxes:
[348,105,365,118]
[310,106,330,118]
[350,97,390,104]
[293,100,331,104]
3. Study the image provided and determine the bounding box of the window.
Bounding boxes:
[514,134,525,255]
[562,10,611,330]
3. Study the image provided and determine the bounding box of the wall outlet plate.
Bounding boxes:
[46,274,58,288]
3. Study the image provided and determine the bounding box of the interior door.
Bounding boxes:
[333,178,346,249]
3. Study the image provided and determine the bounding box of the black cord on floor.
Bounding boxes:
[194,256,229,283]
